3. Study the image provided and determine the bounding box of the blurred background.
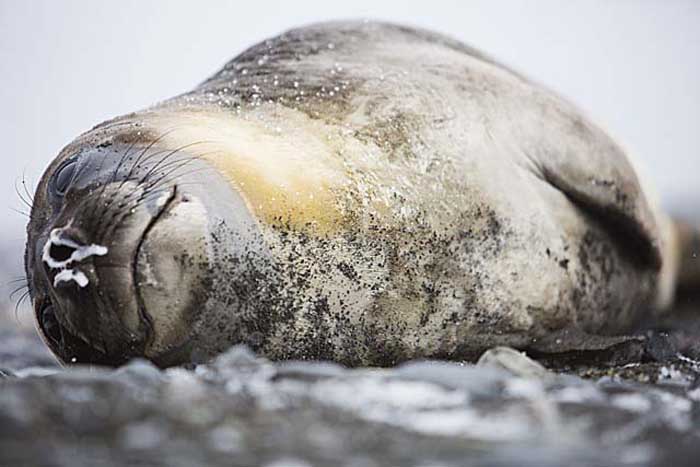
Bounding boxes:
[1,0,698,327]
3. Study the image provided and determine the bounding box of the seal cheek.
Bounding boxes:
[136,191,211,359]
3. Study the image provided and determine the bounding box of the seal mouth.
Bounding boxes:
[37,301,128,366]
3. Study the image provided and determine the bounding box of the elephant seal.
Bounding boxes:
[24,21,698,367]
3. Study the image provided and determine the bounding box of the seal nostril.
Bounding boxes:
[49,243,76,263]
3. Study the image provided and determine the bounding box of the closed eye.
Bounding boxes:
[52,159,78,196]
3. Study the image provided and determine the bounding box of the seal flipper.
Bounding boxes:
[525,328,647,368]
[524,105,663,271]
[538,159,662,270]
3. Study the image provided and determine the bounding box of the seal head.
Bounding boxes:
[25,132,247,366]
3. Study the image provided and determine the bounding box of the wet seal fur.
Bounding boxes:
[25,21,698,367]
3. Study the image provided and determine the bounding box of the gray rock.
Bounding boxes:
[1,338,699,467]
[477,346,551,379]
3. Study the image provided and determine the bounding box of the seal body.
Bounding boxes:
[26,21,685,367]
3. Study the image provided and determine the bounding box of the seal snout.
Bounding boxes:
[34,180,181,366]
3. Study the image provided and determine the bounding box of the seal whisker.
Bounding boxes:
[134,129,196,165]
[122,139,158,184]
[141,161,213,196]
[14,178,33,210]
[81,145,115,234]
[13,290,31,318]
[96,137,166,220]
[144,167,216,195]
[115,149,209,206]
[109,139,140,186]
[21,172,35,204]
[7,276,29,285]
[91,141,183,236]
[138,141,211,184]
[139,155,196,188]
[10,207,31,218]
[143,149,218,183]
[112,146,194,203]
[136,141,202,180]
[142,155,206,189]
[92,140,152,234]
[9,283,29,301]
[119,129,182,189]
[97,184,177,243]
[141,150,205,176]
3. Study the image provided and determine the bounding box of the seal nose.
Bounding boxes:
[42,226,108,288]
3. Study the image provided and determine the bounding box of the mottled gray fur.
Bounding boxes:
[28,21,682,367]
[161,21,669,364]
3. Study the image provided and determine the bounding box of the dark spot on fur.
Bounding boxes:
[336,261,358,281]
[353,112,425,161]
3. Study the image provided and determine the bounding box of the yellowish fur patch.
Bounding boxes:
[138,105,356,232]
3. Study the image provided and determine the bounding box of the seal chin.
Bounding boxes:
[134,189,211,362]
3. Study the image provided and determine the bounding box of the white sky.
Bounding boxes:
[0,0,698,302]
